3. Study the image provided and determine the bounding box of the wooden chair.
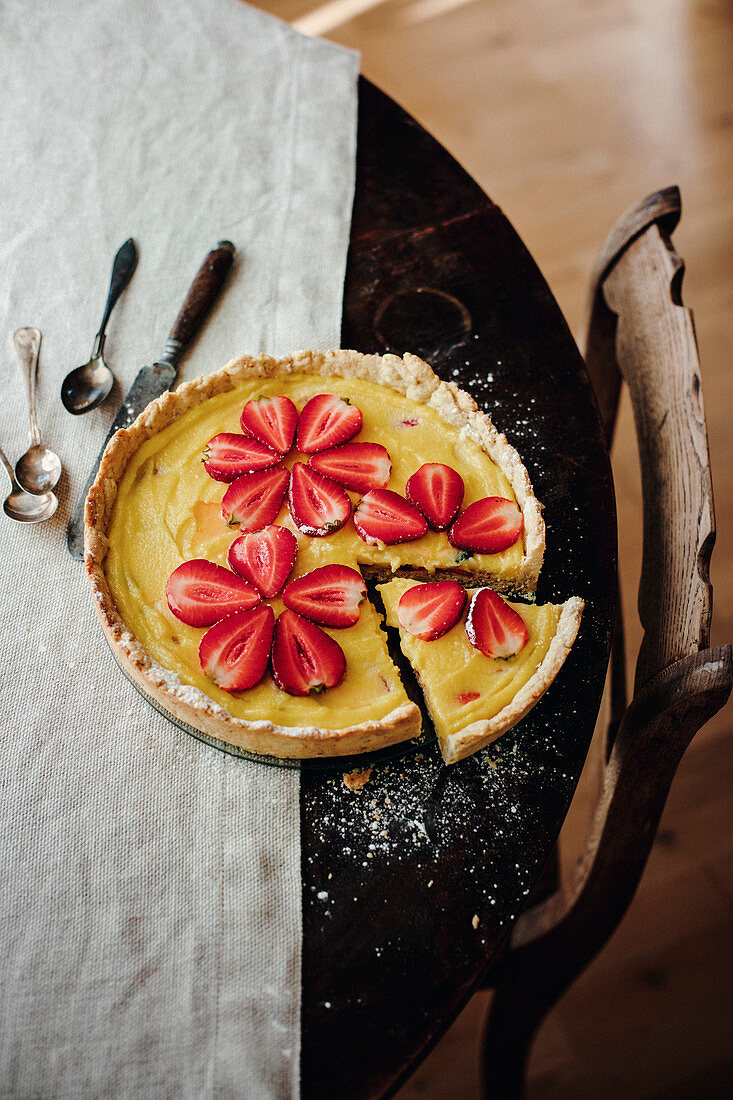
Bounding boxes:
[479,187,733,1097]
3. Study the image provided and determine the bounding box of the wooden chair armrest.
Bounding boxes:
[600,186,716,687]
[481,190,732,1098]
[513,186,731,947]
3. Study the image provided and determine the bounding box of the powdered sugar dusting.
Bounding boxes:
[305,713,574,925]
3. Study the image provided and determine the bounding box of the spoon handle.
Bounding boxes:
[0,441,16,487]
[93,238,138,356]
[13,327,42,446]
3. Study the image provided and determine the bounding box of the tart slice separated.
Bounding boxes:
[85,348,579,763]
[378,579,584,765]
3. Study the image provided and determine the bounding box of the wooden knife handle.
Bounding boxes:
[168,240,235,348]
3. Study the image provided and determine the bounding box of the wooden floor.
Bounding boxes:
[258,2,733,1094]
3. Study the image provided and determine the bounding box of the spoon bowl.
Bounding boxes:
[0,443,58,523]
[3,486,58,524]
[15,442,63,496]
[61,238,138,415]
[61,354,114,414]
[12,328,63,495]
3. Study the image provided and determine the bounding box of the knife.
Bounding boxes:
[67,239,235,560]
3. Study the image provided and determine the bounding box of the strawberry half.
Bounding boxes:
[166,559,260,627]
[240,394,298,454]
[199,604,275,691]
[449,496,524,554]
[405,462,464,530]
[308,441,391,494]
[283,564,367,628]
[227,524,298,598]
[203,432,281,482]
[288,462,351,536]
[296,393,362,453]
[396,580,466,641]
[353,488,428,545]
[465,588,529,658]
[221,467,289,530]
[271,609,346,696]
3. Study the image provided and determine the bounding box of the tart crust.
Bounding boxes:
[85,348,547,760]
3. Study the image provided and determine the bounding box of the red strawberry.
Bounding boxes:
[271,609,346,696]
[240,394,298,454]
[203,433,281,482]
[199,604,275,691]
[449,496,524,554]
[166,559,260,627]
[465,588,529,658]
[288,462,351,536]
[221,467,289,530]
[227,524,298,598]
[353,488,428,545]
[396,580,466,641]
[308,441,391,494]
[296,393,362,453]
[405,463,464,530]
[283,564,366,628]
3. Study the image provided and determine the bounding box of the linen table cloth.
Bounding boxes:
[0,1,359,1096]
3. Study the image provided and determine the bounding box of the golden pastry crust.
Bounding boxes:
[438,596,584,764]
[85,348,546,760]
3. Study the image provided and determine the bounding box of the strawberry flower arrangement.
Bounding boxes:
[165,392,527,697]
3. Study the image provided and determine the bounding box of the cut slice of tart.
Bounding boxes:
[378,579,584,765]
[85,349,549,761]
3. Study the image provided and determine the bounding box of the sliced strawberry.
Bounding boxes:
[405,463,464,530]
[449,496,524,554]
[296,393,362,453]
[308,441,391,494]
[203,433,281,482]
[221,467,289,530]
[353,488,428,545]
[288,462,351,536]
[396,580,466,641]
[199,604,274,691]
[227,524,298,598]
[271,609,346,696]
[240,394,298,454]
[465,588,529,658]
[166,559,260,627]
[457,692,481,705]
[283,564,367,628]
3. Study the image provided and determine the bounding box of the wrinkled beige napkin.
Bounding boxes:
[0,1,358,1095]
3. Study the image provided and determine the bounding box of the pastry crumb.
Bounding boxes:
[343,766,373,791]
[472,914,480,929]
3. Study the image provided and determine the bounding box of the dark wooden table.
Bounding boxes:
[300,79,616,1098]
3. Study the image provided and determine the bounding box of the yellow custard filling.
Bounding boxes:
[378,579,561,740]
[105,374,525,729]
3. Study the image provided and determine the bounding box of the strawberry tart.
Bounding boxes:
[85,349,582,763]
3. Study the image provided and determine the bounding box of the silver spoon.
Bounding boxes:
[61,238,138,415]
[0,441,57,523]
[13,328,63,495]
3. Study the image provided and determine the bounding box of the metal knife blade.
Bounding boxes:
[66,360,177,559]
[67,239,235,560]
